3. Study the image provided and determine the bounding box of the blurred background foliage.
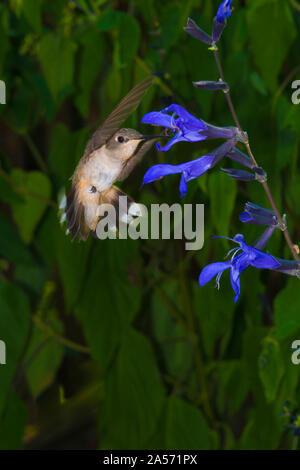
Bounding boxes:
[0,0,300,450]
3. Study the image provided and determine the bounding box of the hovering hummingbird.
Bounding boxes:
[64,76,161,241]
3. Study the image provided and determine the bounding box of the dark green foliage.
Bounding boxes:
[0,0,300,450]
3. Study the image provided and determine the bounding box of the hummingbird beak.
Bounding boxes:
[138,135,168,141]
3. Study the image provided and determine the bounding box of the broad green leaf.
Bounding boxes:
[48,123,88,187]
[35,208,92,311]
[97,11,140,67]
[75,239,142,369]
[213,360,249,416]
[10,169,51,244]
[100,328,165,449]
[258,337,284,402]
[75,29,105,117]
[208,171,237,236]
[194,279,235,357]
[163,396,211,450]
[152,280,192,380]
[0,213,34,265]
[22,0,42,33]
[24,310,64,399]
[247,0,296,91]
[0,392,27,450]
[239,404,282,450]
[274,278,300,340]
[37,34,77,102]
[0,281,30,416]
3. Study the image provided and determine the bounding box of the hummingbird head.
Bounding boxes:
[106,128,156,162]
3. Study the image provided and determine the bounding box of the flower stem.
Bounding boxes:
[32,315,90,354]
[213,49,299,261]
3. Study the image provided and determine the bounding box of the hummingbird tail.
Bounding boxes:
[95,185,137,234]
[65,185,90,241]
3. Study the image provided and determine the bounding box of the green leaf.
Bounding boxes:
[97,11,140,67]
[75,239,142,369]
[24,310,64,399]
[100,328,165,449]
[152,280,192,379]
[194,281,235,357]
[48,123,88,187]
[247,0,296,91]
[22,0,42,33]
[37,34,77,102]
[208,171,237,236]
[0,392,27,450]
[250,72,268,96]
[258,337,284,402]
[10,169,51,244]
[0,213,34,265]
[274,279,300,340]
[213,360,249,416]
[0,281,30,416]
[163,397,212,450]
[75,29,105,117]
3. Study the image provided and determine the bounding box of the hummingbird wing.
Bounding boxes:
[117,138,158,181]
[84,76,153,155]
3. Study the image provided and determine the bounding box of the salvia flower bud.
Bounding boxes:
[193,80,229,92]
[239,202,282,228]
[184,18,212,45]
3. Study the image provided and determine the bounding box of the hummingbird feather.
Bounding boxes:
[84,76,153,155]
[65,76,154,241]
[118,137,158,181]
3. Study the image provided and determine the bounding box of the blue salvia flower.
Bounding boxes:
[199,232,280,303]
[213,0,233,42]
[221,166,267,183]
[272,258,300,277]
[216,0,233,23]
[143,139,236,197]
[141,104,241,152]
[193,80,229,91]
[239,202,282,228]
[184,18,213,45]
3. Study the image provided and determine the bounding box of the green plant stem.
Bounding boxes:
[213,49,300,262]
[32,315,90,354]
[23,134,48,173]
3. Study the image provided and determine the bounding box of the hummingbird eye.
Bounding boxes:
[117,136,125,143]
[89,185,97,193]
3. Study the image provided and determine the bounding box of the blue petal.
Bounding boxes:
[143,163,183,185]
[179,174,188,197]
[239,211,252,223]
[216,0,233,23]
[249,250,281,270]
[230,267,241,303]
[253,227,275,250]
[141,111,173,128]
[199,261,230,286]
[163,104,206,131]
[182,156,215,181]
[156,133,186,151]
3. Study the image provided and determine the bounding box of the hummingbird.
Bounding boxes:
[64,76,160,241]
